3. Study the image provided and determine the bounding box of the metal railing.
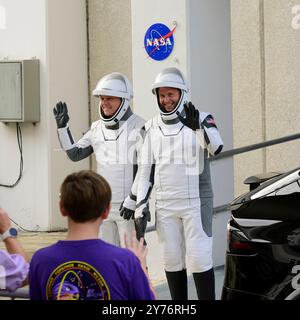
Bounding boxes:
[1,132,300,300]
[208,132,300,215]
[210,132,300,161]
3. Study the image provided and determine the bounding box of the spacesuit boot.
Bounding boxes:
[165,269,188,300]
[193,268,215,300]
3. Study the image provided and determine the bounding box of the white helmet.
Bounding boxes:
[93,72,133,126]
[152,67,189,121]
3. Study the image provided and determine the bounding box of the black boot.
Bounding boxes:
[165,269,188,300]
[193,268,215,300]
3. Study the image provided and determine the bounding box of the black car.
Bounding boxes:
[222,167,300,300]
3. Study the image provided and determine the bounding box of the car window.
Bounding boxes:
[274,180,300,196]
[251,169,300,199]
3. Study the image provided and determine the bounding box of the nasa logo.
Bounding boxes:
[144,23,176,61]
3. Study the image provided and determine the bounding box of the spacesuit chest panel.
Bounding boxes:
[90,119,138,203]
[150,117,204,200]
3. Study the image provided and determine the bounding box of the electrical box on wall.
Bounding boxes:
[0,59,40,123]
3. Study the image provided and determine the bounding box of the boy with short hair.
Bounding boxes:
[29,170,155,300]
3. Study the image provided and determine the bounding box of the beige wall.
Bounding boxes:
[231,0,300,196]
[87,0,132,171]
[264,0,300,171]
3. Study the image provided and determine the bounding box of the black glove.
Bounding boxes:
[53,101,70,128]
[119,202,135,220]
[134,206,151,243]
[178,102,200,131]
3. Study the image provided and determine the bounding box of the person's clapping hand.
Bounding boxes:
[124,230,148,274]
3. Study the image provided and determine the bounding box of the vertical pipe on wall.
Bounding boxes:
[85,0,92,170]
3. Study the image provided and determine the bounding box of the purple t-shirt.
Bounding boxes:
[29,239,155,300]
[0,250,29,291]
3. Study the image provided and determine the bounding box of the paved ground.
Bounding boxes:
[0,231,68,260]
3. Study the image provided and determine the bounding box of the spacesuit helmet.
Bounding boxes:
[93,72,133,126]
[152,67,188,121]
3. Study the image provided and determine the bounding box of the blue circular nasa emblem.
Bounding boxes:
[144,23,176,61]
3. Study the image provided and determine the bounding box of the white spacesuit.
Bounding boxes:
[53,73,145,247]
[135,67,223,300]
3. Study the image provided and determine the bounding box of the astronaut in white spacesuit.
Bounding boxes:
[135,67,223,300]
[53,72,145,247]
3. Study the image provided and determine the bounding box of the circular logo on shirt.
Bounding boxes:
[46,261,110,300]
[144,23,176,61]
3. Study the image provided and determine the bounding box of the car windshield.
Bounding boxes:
[251,169,300,200]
